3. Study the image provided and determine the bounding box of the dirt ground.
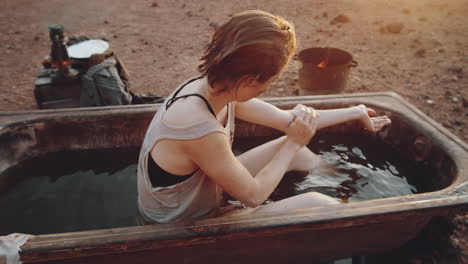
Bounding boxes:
[0,0,466,262]
[0,0,466,142]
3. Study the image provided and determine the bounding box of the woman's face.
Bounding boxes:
[235,75,278,102]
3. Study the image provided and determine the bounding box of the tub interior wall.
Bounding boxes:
[0,106,457,196]
[235,108,457,192]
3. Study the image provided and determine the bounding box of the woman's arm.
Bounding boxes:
[185,106,317,208]
[236,99,391,133]
[235,98,293,132]
[315,105,391,132]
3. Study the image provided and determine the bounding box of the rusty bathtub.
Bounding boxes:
[0,92,467,263]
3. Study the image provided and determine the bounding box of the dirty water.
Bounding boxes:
[0,134,435,235]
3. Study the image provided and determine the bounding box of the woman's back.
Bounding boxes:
[137,77,236,223]
[151,77,231,176]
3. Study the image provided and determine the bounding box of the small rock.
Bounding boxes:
[33,36,40,41]
[444,91,453,97]
[432,40,442,46]
[401,9,411,14]
[450,237,460,247]
[425,99,435,105]
[462,98,468,108]
[380,22,404,34]
[209,21,219,30]
[447,66,463,75]
[415,49,426,58]
[186,11,193,17]
[322,12,328,18]
[444,122,454,129]
[330,14,350,24]
[151,2,158,7]
[104,20,109,24]
[453,120,464,126]
[113,34,118,39]
[131,49,136,53]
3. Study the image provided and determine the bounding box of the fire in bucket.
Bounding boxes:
[297,47,357,95]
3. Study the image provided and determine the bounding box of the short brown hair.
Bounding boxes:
[198,10,296,94]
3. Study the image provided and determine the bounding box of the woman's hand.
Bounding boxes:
[285,104,319,146]
[354,104,391,133]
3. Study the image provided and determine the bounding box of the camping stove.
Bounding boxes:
[34,25,83,109]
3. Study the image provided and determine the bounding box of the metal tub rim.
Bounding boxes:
[0,92,466,263]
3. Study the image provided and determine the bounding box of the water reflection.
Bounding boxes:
[270,134,419,203]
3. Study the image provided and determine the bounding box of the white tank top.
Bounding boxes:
[137,78,236,223]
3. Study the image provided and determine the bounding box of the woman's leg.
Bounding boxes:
[227,136,339,217]
[236,136,322,176]
[252,192,340,213]
[222,192,339,217]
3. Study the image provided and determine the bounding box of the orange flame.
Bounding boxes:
[317,57,329,68]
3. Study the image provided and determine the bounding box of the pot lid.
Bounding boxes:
[67,40,109,59]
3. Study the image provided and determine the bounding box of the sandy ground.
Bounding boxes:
[0,0,466,142]
[0,0,467,263]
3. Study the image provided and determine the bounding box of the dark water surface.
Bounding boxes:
[0,148,140,235]
[0,134,432,235]
[269,134,431,203]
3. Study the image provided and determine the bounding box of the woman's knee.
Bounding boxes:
[253,192,340,214]
[302,192,341,206]
[288,147,321,172]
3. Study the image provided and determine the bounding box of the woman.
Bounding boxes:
[137,10,391,223]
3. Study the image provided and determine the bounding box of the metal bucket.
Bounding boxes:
[297,47,357,95]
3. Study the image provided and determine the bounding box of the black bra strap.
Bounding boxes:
[165,77,216,118]
[171,77,202,99]
[167,94,216,117]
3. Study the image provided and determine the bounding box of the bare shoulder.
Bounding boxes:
[163,97,213,126]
